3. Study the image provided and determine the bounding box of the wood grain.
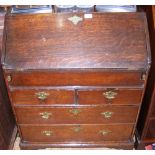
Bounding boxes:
[5,71,144,86]
[78,88,143,105]
[10,88,75,105]
[3,13,150,70]
[14,105,139,124]
[19,124,134,142]
[2,12,150,149]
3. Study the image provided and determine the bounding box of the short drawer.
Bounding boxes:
[20,124,134,142]
[10,88,75,105]
[15,105,139,124]
[78,88,143,105]
[5,71,144,86]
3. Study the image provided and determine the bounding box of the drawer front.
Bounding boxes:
[10,89,75,105]
[15,106,139,124]
[78,88,143,105]
[5,71,144,86]
[20,124,134,142]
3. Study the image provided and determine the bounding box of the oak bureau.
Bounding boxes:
[2,12,151,149]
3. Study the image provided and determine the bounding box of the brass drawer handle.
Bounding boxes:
[69,109,81,116]
[103,91,117,100]
[101,111,113,119]
[99,130,112,136]
[71,126,81,132]
[42,130,53,136]
[35,92,49,100]
[39,112,52,119]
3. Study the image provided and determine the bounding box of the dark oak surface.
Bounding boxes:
[19,141,134,149]
[14,105,139,124]
[78,88,143,105]
[19,124,134,142]
[2,13,150,70]
[4,71,145,86]
[10,87,142,105]
[10,88,75,105]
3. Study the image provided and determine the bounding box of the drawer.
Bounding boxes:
[10,88,75,105]
[20,124,134,142]
[78,88,143,105]
[5,71,144,86]
[15,106,139,124]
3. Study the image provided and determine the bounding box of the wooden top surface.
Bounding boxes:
[2,12,150,70]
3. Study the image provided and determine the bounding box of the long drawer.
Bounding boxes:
[5,71,144,86]
[20,124,134,142]
[15,106,139,124]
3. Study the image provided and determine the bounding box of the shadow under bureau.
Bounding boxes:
[1,12,151,149]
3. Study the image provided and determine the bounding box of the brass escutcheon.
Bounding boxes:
[42,130,53,136]
[69,109,81,116]
[68,15,83,25]
[99,130,112,136]
[35,92,49,100]
[39,112,52,119]
[103,90,117,100]
[101,111,114,119]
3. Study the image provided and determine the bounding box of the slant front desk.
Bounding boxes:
[2,12,151,149]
